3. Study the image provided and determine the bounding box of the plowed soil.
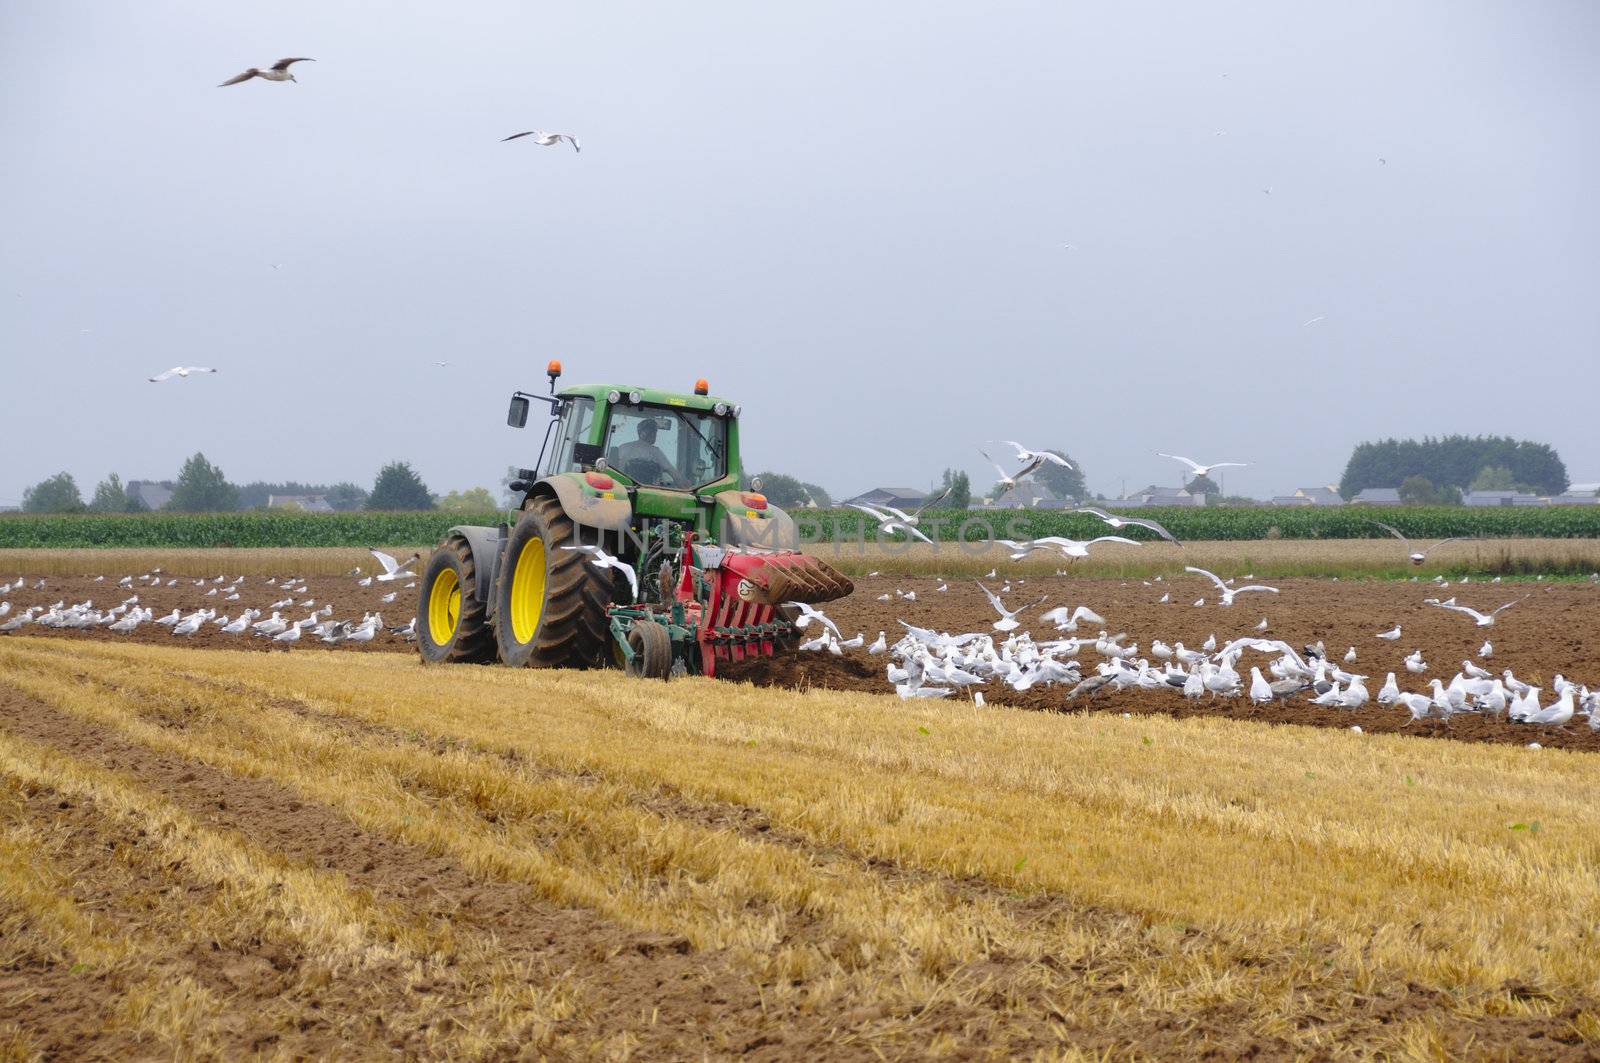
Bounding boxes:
[6,569,1598,749]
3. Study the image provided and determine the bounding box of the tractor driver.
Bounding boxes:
[614,418,684,487]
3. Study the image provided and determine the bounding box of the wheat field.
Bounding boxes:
[1,634,1597,1058]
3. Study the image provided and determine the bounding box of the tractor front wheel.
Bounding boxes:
[417,536,495,663]
[493,497,613,668]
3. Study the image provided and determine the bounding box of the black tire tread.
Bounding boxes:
[496,496,614,668]
[420,536,496,664]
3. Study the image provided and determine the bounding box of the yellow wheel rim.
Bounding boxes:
[427,567,460,646]
[510,537,547,644]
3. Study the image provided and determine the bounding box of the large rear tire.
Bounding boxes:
[417,536,496,664]
[493,496,614,668]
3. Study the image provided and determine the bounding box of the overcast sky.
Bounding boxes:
[2,1,1596,507]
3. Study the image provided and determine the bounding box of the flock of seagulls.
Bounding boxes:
[0,550,422,646]
[776,564,1596,738]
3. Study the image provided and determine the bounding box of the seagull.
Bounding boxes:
[218,58,314,87]
[1040,605,1104,632]
[785,602,840,639]
[846,500,936,544]
[367,548,420,583]
[502,130,581,152]
[1376,625,1401,641]
[1428,596,1529,628]
[976,581,1046,633]
[1184,566,1278,606]
[1479,640,1493,658]
[1157,454,1248,478]
[562,544,639,601]
[1363,521,1476,566]
[1073,507,1180,544]
[1404,649,1427,674]
[1014,535,1139,561]
[148,366,217,383]
[992,442,1071,470]
[1301,315,1326,327]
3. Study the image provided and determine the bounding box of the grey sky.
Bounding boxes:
[2,1,1596,507]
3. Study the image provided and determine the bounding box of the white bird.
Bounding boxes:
[992,441,1072,469]
[273,624,301,644]
[1527,687,1575,728]
[1184,566,1278,607]
[1301,315,1326,327]
[368,548,420,583]
[502,130,581,151]
[1364,521,1475,566]
[1017,535,1139,561]
[867,632,887,655]
[847,502,934,544]
[1377,673,1400,704]
[380,591,398,604]
[1039,605,1104,632]
[1479,640,1493,658]
[1073,507,1179,544]
[785,602,841,639]
[1255,617,1269,632]
[1404,650,1427,674]
[1375,625,1401,641]
[1398,693,1433,723]
[1158,453,1248,478]
[218,57,314,86]
[148,366,217,383]
[561,544,639,601]
[1249,666,1274,703]
[977,582,1045,632]
[1343,646,1357,663]
[1429,596,1528,627]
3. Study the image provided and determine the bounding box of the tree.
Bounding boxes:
[1398,475,1437,506]
[167,453,240,512]
[1032,450,1087,502]
[89,473,132,512]
[933,468,971,510]
[1469,465,1518,492]
[22,472,84,513]
[1340,436,1567,498]
[367,462,434,510]
[436,487,498,512]
[325,483,368,511]
[745,471,832,508]
[1185,473,1221,498]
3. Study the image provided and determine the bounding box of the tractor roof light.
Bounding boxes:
[712,402,728,416]
[732,404,742,417]
[547,359,562,378]
[607,389,621,404]
[628,389,642,404]
[694,378,709,396]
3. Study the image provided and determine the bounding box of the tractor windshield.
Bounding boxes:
[604,404,727,489]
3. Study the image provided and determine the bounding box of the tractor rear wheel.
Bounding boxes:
[418,536,495,663]
[493,496,613,668]
[624,620,672,679]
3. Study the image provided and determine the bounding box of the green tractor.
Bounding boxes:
[416,361,853,677]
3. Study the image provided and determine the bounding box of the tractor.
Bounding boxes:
[416,362,853,677]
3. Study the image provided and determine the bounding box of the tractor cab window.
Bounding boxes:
[545,397,596,476]
[604,404,727,489]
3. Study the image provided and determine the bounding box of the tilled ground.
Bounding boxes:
[5,568,1599,749]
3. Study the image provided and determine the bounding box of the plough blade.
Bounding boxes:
[721,552,854,606]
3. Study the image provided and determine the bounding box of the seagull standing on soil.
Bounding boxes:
[1376,625,1401,641]
[218,58,314,86]
[502,130,581,152]
[148,366,217,383]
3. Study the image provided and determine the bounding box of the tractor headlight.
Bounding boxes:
[607,390,621,404]
[732,404,742,417]
[628,390,642,404]
[713,402,728,416]
[750,476,763,492]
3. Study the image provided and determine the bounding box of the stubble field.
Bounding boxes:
[1,544,1598,1059]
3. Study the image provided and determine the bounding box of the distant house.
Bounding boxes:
[1269,495,1314,507]
[839,487,927,511]
[268,494,334,513]
[126,480,174,510]
[1112,485,1202,508]
[1566,482,1600,496]
[1351,487,1401,505]
[1293,486,1344,506]
[987,481,1067,509]
[1549,493,1600,506]
[1464,490,1544,508]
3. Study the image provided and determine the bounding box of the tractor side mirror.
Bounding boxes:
[507,396,530,428]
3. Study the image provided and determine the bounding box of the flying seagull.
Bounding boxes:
[992,441,1072,470]
[1074,506,1180,545]
[148,366,217,383]
[1363,521,1476,566]
[1427,596,1529,628]
[218,58,314,87]
[367,548,420,582]
[1157,453,1248,478]
[976,581,1046,633]
[502,130,581,152]
[562,544,638,601]
[1184,566,1278,606]
[1301,315,1326,327]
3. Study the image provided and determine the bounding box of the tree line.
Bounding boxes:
[1339,436,1570,501]
[17,455,499,514]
